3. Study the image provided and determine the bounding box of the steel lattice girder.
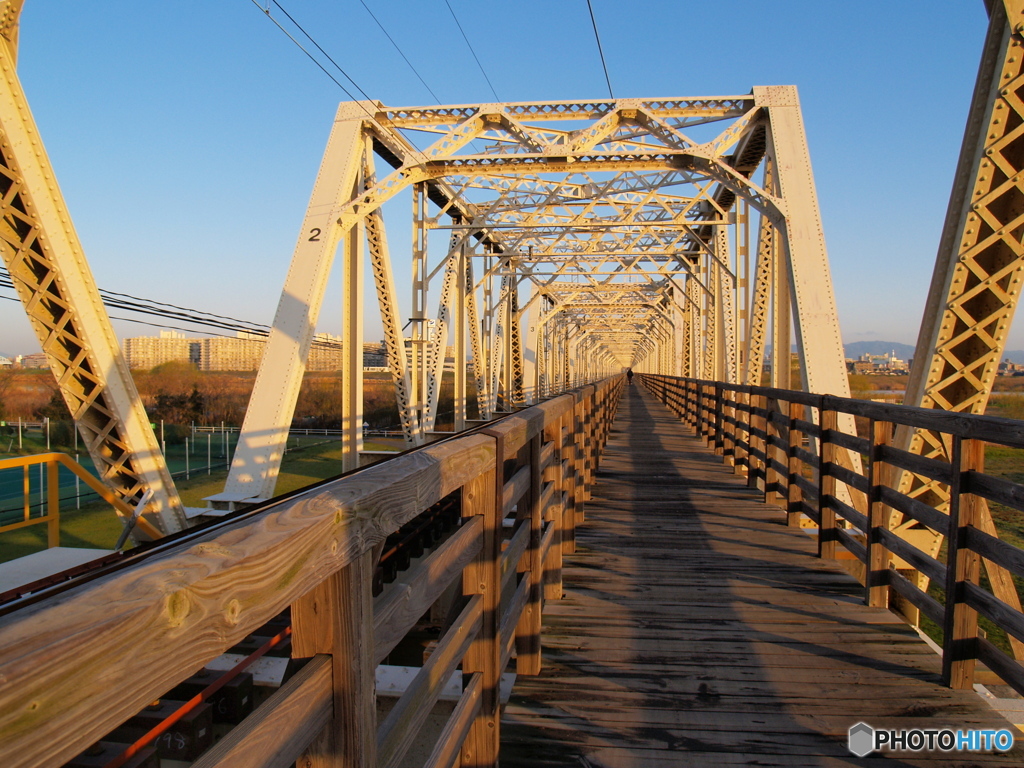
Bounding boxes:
[222,90,851,501]
[0,5,184,537]
[884,1,1024,643]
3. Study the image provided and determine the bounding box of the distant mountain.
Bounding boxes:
[843,341,1024,366]
[844,341,915,360]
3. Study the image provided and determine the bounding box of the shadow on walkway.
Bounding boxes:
[500,383,1019,767]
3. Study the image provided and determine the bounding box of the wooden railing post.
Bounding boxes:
[685,379,696,429]
[695,383,704,438]
[722,387,736,466]
[867,420,894,608]
[733,389,749,477]
[747,393,764,491]
[786,401,803,527]
[699,384,711,443]
[544,411,568,598]
[292,550,376,768]
[461,461,500,767]
[516,432,543,675]
[818,407,838,560]
[572,393,586,521]
[584,387,597,498]
[713,383,724,456]
[765,397,782,507]
[942,436,983,689]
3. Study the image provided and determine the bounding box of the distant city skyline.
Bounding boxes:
[0,2,1002,361]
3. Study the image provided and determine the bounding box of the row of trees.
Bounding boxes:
[0,363,404,436]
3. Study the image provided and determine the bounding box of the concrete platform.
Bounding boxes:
[0,547,114,592]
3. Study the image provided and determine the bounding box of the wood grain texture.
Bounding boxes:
[515,432,544,675]
[501,385,1021,767]
[0,431,493,768]
[424,672,483,768]
[377,595,482,768]
[191,654,332,768]
[460,466,500,768]
[944,437,984,689]
[499,521,529,591]
[501,573,531,670]
[502,465,531,516]
[374,516,483,665]
[293,550,375,768]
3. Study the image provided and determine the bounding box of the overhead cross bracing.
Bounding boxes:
[220,88,856,505]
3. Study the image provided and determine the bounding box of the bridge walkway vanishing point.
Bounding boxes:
[499,383,1020,767]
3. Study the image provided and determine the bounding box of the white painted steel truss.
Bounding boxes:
[891,1,1024,640]
[222,88,854,502]
[0,0,856,524]
[0,2,183,537]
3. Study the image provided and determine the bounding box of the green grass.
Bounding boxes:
[0,438,402,565]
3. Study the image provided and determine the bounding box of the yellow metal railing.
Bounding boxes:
[0,452,162,546]
[0,453,61,547]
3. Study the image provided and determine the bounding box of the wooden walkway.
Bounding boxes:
[500,383,1020,767]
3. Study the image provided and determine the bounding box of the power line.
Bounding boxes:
[0,292,244,339]
[268,0,373,101]
[250,0,363,102]
[443,0,500,102]
[358,0,442,104]
[586,0,614,100]
[0,269,350,351]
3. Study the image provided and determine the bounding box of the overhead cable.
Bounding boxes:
[586,0,615,100]
[0,268,349,351]
[268,0,373,101]
[250,0,380,125]
[251,0,363,102]
[358,0,442,104]
[443,0,500,101]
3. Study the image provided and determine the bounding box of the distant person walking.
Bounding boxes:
[626,368,634,384]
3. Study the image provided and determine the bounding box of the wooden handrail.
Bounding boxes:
[640,373,1024,698]
[0,376,625,768]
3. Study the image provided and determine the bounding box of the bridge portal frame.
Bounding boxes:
[224,89,855,503]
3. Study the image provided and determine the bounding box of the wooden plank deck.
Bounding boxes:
[500,383,1021,767]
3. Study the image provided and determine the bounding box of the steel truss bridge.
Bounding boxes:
[4,1,1024,766]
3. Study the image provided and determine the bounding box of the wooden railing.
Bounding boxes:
[640,373,1024,697]
[0,376,622,768]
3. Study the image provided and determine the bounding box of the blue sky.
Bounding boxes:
[0,1,993,357]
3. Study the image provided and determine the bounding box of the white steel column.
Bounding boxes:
[341,211,364,472]
[771,229,792,390]
[759,85,862,495]
[223,106,364,503]
[454,241,467,430]
[746,209,774,386]
[522,284,539,403]
[757,86,851,402]
[467,253,489,420]
[714,225,738,383]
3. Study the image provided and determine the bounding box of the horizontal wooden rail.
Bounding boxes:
[640,373,1024,698]
[191,654,333,768]
[0,375,626,768]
